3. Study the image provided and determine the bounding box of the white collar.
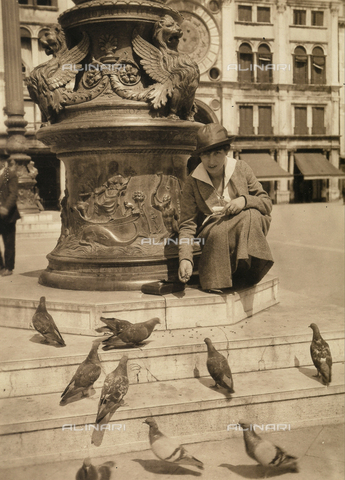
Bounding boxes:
[191,155,237,187]
[0,166,6,176]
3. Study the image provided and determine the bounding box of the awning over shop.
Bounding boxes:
[294,153,345,180]
[239,153,293,181]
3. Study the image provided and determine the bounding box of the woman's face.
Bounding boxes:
[200,148,227,178]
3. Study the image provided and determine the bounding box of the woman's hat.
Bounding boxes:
[194,123,235,155]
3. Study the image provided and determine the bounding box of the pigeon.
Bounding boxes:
[60,339,102,405]
[309,323,332,385]
[204,338,234,393]
[239,420,299,473]
[102,317,161,350]
[75,457,115,480]
[144,417,204,470]
[95,355,129,424]
[95,317,132,335]
[32,296,66,346]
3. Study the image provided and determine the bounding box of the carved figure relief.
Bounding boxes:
[25,25,90,125]
[76,175,130,223]
[151,173,179,238]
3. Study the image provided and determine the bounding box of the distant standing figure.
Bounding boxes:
[0,154,21,276]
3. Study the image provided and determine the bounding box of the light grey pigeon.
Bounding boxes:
[95,355,129,424]
[95,317,132,335]
[204,338,234,393]
[309,323,332,386]
[32,296,66,346]
[102,317,160,350]
[60,339,102,405]
[75,457,115,480]
[239,420,299,473]
[144,417,204,470]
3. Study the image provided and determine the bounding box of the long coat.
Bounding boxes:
[0,167,21,224]
[178,157,274,290]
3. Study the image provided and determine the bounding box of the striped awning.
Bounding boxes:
[239,153,293,181]
[294,153,345,180]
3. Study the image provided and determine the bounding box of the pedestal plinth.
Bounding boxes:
[37,104,201,290]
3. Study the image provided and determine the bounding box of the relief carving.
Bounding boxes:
[109,15,200,120]
[25,25,90,125]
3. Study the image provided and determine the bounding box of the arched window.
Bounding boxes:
[256,44,272,83]
[238,43,253,83]
[311,47,325,84]
[20,28,32,79]
[293,46,308,84]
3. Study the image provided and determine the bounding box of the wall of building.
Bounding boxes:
[0,0,343,208]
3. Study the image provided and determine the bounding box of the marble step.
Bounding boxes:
[0,363,343,468]
[16,212,61,237]
[0,325,343,399]
[0,275,278,335]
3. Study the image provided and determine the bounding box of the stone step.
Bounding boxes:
[0,325,343,399]
[0,363,343,467]
[16,212,61,237]
[0,275,279,335]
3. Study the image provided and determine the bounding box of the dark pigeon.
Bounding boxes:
[32,296,66,346]
[60,339,102,405]
[309,323,332,386]
[75,457,115,480]
[204,337,234,393]
[239,420,299,473]
[95,317,132,335]
[95,355,129,424]
[144,417,204,470]
[102,317,161,350]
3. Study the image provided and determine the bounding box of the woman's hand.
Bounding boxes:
[221,196,246,216]
[178,259,193,283]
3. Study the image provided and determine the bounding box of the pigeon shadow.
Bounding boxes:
[297,366,323,384]
[29,334,65,348]
[102,340,152,351]
[219,463,294,478]
[197,377,234,400]
[91,403,124,446]
[60,388,97,406]
[21,270,43,278]
[132,459,202,476]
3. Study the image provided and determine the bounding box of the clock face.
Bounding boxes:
[168,1,220,74]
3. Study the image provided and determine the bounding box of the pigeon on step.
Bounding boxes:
[102,318,161,350]
[204,338,234,393]
[95,317,132,335]
[144,417,204,470]
[239,420,299,473]
[95,355,129,424]
[60,339,102,405]
[309,323,332,386]
[32,296,66,346]
[75,457,115,480]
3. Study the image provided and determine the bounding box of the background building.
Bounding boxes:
[0,0,343,208]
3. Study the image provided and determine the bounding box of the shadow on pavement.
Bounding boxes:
[132,459,202,476]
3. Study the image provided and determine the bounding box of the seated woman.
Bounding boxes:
[178,123,274,292]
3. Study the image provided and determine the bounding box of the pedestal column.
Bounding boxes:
[1,0,40,214]
[27,0,202,290]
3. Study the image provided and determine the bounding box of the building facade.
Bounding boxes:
[0,0,343,208]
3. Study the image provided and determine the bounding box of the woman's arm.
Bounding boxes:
[241,161,272,215]
[178,176,200,266]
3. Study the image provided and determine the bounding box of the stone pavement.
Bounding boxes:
[1,423,344,480]
[0,202,343,479]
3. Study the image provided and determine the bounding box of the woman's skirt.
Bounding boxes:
[197,209,274,290]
